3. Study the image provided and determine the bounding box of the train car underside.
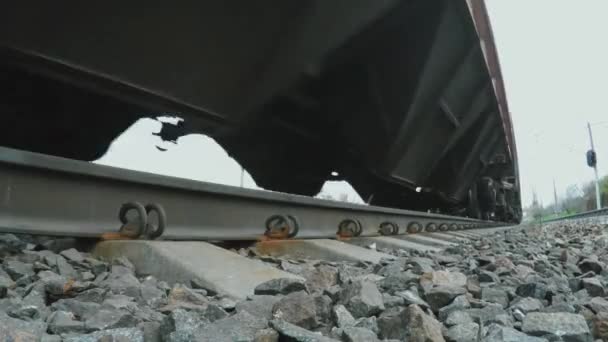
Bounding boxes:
[0,0,521,222]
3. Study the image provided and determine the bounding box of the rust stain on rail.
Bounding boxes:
[100,232,138,241]
[254,240,321,260]
[256,240,304,256]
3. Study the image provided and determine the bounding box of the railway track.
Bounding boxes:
[2,150,581,341]
[0,146,505,242]
[0,146,533,341]
[541,208,608,224]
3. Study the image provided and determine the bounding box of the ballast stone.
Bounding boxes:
[522,312,591,342]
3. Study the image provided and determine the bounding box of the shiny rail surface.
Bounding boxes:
[0,147,504,241]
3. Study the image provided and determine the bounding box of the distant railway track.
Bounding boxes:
[541,208,608,224]
[0,147,506,242]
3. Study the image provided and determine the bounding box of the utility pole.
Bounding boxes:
[553,179,559,214]
[587,122,601,209]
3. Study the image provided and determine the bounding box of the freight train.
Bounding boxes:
[0,0,521,222]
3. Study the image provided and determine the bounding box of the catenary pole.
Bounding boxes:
[588,122,601,209]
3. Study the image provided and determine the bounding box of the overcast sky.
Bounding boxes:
[486,0,608,205]
[96,117,365,204]
[98,1,608,208]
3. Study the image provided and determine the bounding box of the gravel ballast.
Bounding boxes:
[0,219,607,341]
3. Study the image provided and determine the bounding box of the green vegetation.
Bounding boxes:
[525,175,608,222]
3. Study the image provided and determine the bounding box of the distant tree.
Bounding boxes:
[567,177,608,210]
[601,175,608,208]
[529,191,543,221]
[581,181,597,211]
[562,184,585,213]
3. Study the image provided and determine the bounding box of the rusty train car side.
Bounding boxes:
[0,0,520,222]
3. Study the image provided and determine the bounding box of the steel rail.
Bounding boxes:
[0,147,503,241]
[541,208,608,224]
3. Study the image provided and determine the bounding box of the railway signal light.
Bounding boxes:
[587,149,597,168]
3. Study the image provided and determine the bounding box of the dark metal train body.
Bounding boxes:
[0,0,521,222]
